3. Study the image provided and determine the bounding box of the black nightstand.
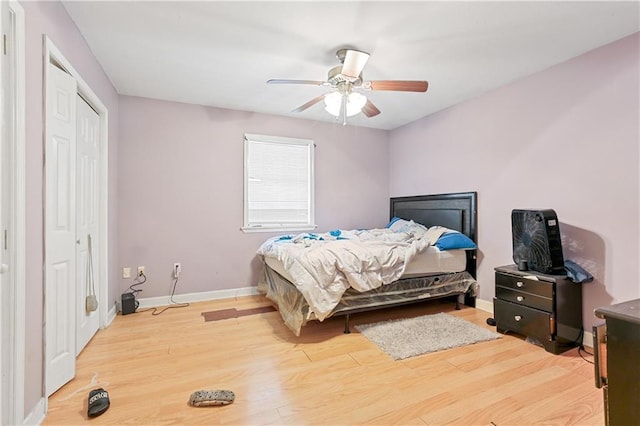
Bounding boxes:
[493,264,583,354]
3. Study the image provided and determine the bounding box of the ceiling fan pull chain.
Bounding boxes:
[341,94,347,126]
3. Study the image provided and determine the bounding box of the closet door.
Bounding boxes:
[75,96,100,354]
[45,63,77,396]
[0,0,12,420]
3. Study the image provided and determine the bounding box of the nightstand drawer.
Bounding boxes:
[495,272,553,298]
[494,298,554,338]
[496,285,553,312]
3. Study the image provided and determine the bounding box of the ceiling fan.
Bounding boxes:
[267,48,428,125]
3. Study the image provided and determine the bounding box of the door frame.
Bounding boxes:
[43,36,109,400]
[1,1,25,424]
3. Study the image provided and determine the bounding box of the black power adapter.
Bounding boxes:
[121,292,136,315]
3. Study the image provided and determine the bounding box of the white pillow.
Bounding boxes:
[388,219,426,233]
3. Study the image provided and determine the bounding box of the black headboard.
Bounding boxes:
[390,191,478,278]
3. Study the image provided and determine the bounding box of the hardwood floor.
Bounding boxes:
[44,296,604,425]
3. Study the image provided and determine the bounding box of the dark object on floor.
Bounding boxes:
[201,306,276,322]
[87,388,110,418]
[189,389,235,406]
[486,317,497,326]
[121,292,136,315]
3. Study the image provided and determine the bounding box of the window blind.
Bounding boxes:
[243,134,315,231]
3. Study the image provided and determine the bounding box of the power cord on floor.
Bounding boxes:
[578,345,594,364]
[567,328,594,364]
[137,276,189,315]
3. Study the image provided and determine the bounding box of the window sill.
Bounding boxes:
[241,225,317,234]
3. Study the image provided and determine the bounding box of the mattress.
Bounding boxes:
[264,246,467,283]
[258,264,477,336]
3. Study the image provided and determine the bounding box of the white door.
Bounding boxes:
[1,2,25,422]
[75,96,100,354]
[45,63,77,396]
[0,0,11,419]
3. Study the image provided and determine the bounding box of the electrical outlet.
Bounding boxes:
[173,263,181,278]
[122,267,131,279]
[137,266,145,276]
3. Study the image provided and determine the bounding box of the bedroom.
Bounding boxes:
[1,1,638,424]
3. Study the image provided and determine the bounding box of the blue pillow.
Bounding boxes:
[385,217,403,228]
[435,232,477,250]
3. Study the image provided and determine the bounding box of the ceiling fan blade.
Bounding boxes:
[341,49,370,78]
[292,95,325,113]
[365,80,429,92]
[361,99,381,118]
[267,79,328,86]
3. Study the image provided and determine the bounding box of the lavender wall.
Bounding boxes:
[21,0,119,417]
[389,33,640,331]
[18,1,637,418]
[118,96,389,297]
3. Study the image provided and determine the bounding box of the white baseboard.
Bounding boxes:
[137,286,261,309]
[582,328,593,349]
[22,397,45,425]
[474,298,494,314]
[106,304,117,326]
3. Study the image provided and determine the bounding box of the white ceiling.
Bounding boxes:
[62,1,640,130]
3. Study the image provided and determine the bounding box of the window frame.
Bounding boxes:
[242,133,316,233]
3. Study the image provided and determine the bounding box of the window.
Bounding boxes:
[243,133,315,232]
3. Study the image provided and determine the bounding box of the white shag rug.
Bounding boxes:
[355,312,502,360]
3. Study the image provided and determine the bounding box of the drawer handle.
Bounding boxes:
[516,281,524,288]
[516,296,524,302]
[514,315,522,321]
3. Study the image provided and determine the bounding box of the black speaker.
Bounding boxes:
[511,209,564,274]
[121,292,136,315]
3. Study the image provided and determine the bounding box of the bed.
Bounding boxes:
[257,191,478,335]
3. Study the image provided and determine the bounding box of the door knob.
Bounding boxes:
[0,264,8,274]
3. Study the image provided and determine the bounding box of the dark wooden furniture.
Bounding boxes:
[594,299,640,425]
[493,264,582,354]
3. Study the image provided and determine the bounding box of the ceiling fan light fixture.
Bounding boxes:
[324,92,343,116]
[324,92,367,117]
[272,48,428,121]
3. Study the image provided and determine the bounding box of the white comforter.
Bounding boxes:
[257,225,448,321]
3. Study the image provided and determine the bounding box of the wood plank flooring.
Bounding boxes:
[44,296,604,425]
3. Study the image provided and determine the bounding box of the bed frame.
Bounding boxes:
[259,191,479,335]
[334,191,478,333]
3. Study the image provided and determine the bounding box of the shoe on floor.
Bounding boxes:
[87,388,110,418]
[189,389,235,407]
